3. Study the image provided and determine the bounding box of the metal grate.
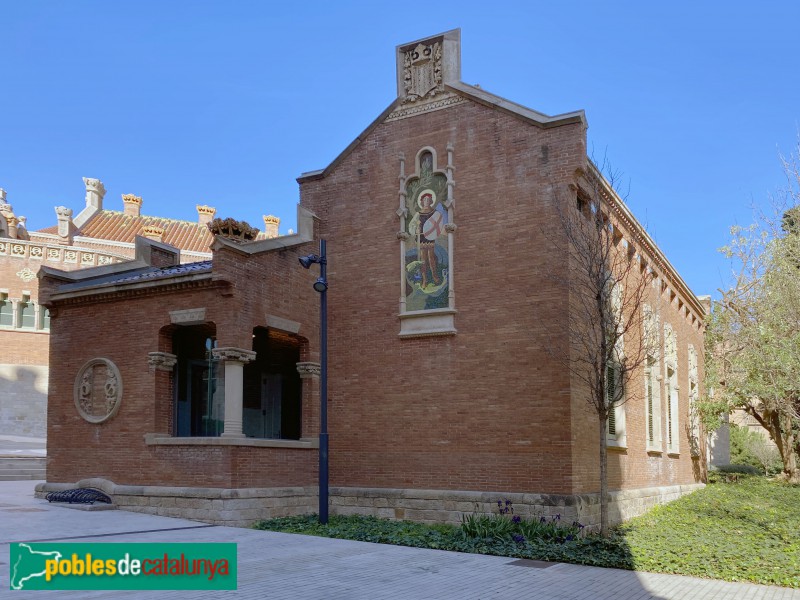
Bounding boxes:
[46,489,112,505]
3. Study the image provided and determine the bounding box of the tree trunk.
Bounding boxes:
[599,415,609,536]
[749,408,799,484]
[781,428,800,484]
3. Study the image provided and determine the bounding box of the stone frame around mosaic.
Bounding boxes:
[396,144,457,338]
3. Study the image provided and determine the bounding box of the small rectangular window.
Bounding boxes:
[646,365,654,443]
[666,366,679,453]
[0,294,12,327]
[606,364,617,436]
[40,307,50,331]
[19,295,35,329]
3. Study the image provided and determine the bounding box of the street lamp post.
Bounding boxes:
[299,239,329,524]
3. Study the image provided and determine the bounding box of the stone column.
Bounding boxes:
[296,362,321,440]
[213,347,256,438]
[11,299,20,328]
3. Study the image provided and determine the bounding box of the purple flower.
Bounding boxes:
[497,500,503,508]
[540,516,547,523]
[565,534,575,542]
[512,515,521,523]
[513,534,526,543]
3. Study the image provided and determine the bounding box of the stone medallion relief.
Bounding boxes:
[73,358,123,423]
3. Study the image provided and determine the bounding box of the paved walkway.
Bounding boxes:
[1,480,797,599]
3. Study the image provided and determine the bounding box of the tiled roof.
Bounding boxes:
[54,260,214,294]
[76,211,215,253]
[111,260,213,284]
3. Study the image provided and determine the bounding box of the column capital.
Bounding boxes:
[148,351,177,372]
[212,347,257,364]
[296,361,321,379]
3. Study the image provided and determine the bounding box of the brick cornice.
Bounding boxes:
[46,277,230,308]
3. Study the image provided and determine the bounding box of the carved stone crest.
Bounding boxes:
[73,358,123,423]
[403,42,443,103]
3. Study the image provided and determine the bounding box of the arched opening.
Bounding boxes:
[172,323,222,437]
[243,327,303,439]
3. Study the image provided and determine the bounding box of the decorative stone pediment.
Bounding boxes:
[387,30,464,122]
[74,358,123,424]
[207,217,260,242]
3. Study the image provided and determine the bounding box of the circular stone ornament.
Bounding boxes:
[73,358,123,423]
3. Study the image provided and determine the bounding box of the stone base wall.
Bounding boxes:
[329,484,705,530]
[35,478,317,527]
[0,364,48,438]
[35,479,704,530]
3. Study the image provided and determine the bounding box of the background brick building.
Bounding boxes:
[0,180,280,438]
[37,30,707,528]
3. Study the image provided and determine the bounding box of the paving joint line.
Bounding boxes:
[2,524,218,544]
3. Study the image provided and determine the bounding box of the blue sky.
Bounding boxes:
[2,1,799,299]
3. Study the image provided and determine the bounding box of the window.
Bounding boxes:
[664,324,679,454]
[19,295,35,329]
[0,293,12,327]
[666,366,680,454]
[244,327,303,440]
[645,356,662,451]
[606,362,626,446]
[173,328,224,438]
[643,305,662,451]
[607,364,617,435]
[39,307,50,331]
[605,280,626,447]
[688,345,700,456]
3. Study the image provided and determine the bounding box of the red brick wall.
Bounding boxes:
[568,269,707,494]
[45,253,321,487]
[300,100,588,495]
[43,97,706,497]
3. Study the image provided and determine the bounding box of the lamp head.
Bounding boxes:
[299,254,320,269]
[313,277,328,293]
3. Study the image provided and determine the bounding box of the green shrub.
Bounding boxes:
[713,463,762,475]
[254,479,800,588]
[459,499,583,544]
[729,424,783,475]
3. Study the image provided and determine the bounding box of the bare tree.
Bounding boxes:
[747,434,781,477]
[546,160,659,536]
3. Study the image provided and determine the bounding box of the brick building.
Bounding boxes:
[0,180,280,437]
[37,30,707,528]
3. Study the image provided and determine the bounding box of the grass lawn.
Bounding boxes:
[254,476,800,588]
